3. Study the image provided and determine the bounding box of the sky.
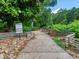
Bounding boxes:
[50,0,79,13]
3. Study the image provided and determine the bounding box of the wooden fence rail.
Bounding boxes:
[65,33,79,49]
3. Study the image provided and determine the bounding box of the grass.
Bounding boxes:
[54,37,65,49]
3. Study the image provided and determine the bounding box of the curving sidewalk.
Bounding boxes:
[17,31,73,59]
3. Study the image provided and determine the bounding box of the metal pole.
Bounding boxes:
[19,33,21,40]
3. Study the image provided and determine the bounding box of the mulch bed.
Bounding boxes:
[0,36,33,59]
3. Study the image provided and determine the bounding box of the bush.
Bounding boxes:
[52,24,68,33]
[52,20,79,38]
[67,20,79,38]
[23,25,40,32]
[23,25,32,32]
[0,20,5,32]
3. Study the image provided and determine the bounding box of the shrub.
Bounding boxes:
[0,20,5,32]
[23,25,32,32]
[52,24,68,33]
[67,20,79,38]
[52,20,79,38]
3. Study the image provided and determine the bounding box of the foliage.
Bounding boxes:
[0,19,6,32]
[52,24,68,33]
[36,9,53,28]
[54,37,65,49]
[51,7,79,38]
[0,0,57,31]
[67,20,79,38]
[52,7,79,24]
[52,20,79,38]
[23,25,32,32]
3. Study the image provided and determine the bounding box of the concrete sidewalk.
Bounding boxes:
[17,31,73,59]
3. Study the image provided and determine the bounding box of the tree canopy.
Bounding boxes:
[0,0,57,31]
[52,7,79,24]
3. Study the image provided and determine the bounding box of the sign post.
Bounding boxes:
[15,23,23,39]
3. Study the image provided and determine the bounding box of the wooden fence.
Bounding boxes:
[65,33,79,49]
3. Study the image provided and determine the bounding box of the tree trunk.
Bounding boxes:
[5,20,14,32]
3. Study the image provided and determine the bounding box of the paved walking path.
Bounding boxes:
[17,31,73,59]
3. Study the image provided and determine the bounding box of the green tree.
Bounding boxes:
[52,7,79,24]
[0,0,57,31]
